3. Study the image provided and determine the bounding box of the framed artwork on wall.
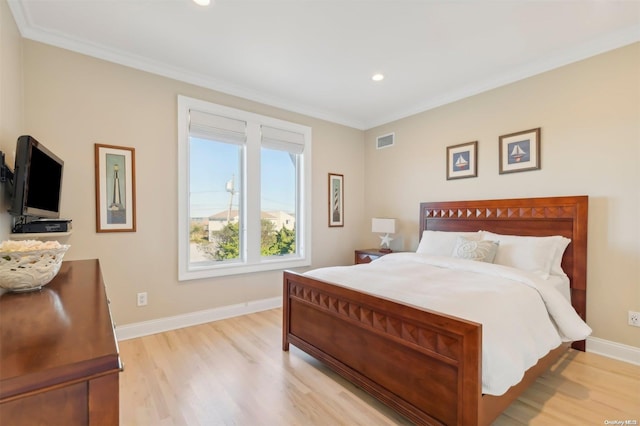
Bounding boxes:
[328,173,344,227]
[499,128,541,174]
[95,143,137,232]
[446,141,478,180]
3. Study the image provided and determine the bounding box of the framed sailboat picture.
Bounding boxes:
[446,141,477,180]
[499,128,541,174]
[95,143,137,232]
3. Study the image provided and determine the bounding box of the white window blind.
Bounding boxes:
[261,125,305,154]
[189,110,247,145]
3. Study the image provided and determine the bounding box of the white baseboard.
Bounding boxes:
[115,296,282,341]
[587,336,640,365]
[116,300,640,367]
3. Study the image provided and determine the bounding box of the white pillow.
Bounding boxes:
[481,231,564,279]
[416,230,481,256]
[451,236,499,263]
[549,236,571,277]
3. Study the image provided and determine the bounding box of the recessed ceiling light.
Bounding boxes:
[193,0,211,6]
[372,73,384,82]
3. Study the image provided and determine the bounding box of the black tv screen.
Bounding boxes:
[9,135,64,219]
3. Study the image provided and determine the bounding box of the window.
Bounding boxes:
[178,96,311,280]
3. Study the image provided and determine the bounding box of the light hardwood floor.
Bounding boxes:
[119,308,640,425]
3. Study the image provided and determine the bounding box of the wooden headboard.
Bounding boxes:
[419,195,588,350]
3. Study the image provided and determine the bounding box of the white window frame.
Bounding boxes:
[178,95,312,280]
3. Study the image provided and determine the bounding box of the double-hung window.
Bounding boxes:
[178,96,311,280]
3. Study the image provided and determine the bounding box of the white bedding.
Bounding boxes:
[304,252,591,396]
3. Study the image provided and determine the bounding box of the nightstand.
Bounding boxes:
[354,248,392,264]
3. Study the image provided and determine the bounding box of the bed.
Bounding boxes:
[282,195,589,425]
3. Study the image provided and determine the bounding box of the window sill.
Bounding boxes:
[179,257,311,281]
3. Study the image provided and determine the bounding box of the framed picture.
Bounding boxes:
[95,144,137,232]
[328,173,344,227]
[446,141,478,180]
[499,128,541,174]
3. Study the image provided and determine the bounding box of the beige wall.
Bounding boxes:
[0,0,23,239]
[18,40,364,325]
[363,43,640,348]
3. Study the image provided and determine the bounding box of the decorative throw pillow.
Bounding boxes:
[451,236,499,263]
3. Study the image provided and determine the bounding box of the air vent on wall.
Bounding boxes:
[376,133,395,149]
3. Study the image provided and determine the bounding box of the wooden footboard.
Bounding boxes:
[283,270,482,426]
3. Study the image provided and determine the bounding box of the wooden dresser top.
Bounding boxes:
[0,259,120,400]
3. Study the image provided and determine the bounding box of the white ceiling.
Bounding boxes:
[8,0,640,130]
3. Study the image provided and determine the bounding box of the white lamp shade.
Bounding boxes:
[371,218,396,234]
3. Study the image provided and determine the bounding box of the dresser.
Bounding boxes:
[0,259,121,425]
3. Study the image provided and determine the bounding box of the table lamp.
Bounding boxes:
[372,218,396,253]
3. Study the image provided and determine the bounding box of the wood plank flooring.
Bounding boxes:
[118,308,640,425]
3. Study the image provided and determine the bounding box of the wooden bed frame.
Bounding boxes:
[282,196,588,425]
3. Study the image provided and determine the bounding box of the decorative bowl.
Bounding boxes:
[0,242,70,292]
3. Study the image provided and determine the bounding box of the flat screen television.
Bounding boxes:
[8,135,64,219]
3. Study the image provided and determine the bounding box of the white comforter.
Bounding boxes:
[304,252,592,396]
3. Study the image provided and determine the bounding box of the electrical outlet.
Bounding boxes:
[629,311,640,327]
[137,292,148,307]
